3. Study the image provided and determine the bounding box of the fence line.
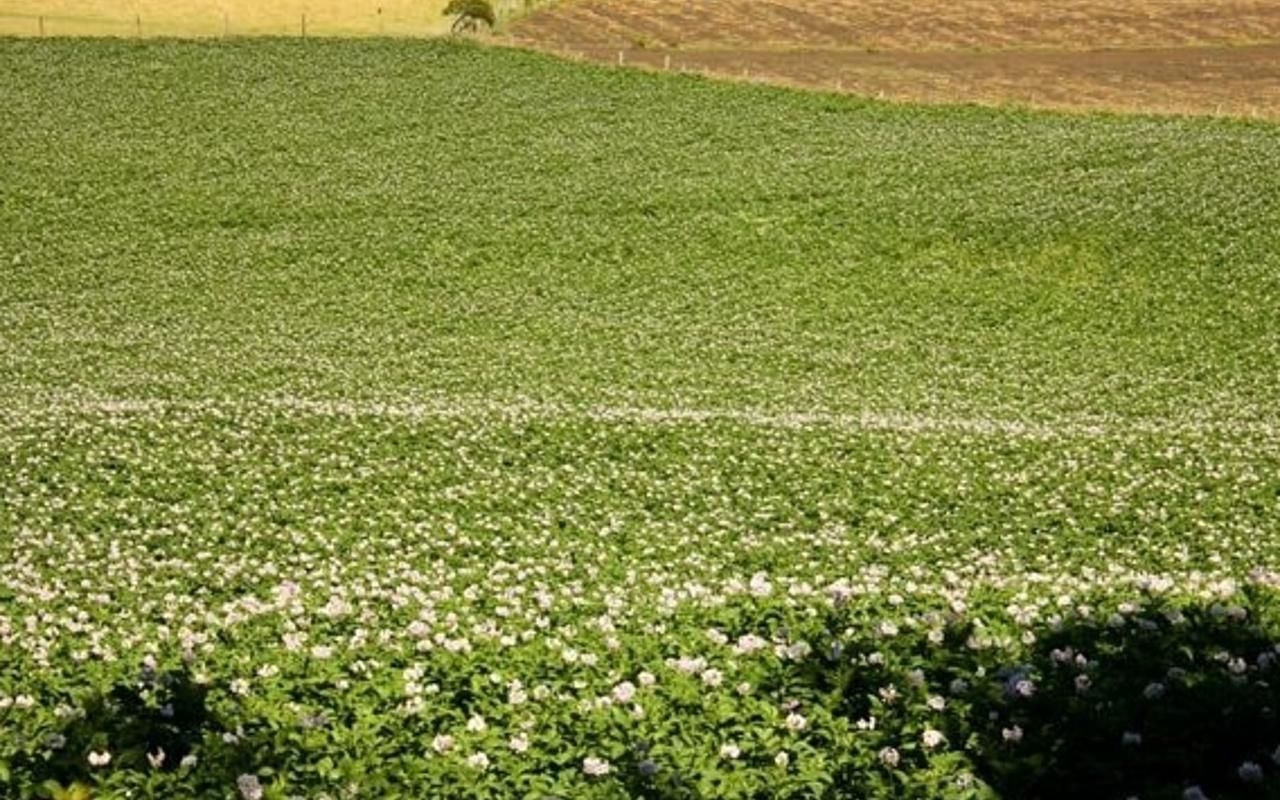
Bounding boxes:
[0,2,558,39]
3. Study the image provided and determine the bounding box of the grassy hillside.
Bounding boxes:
[0,0,541,37]
[2,39,1280,798]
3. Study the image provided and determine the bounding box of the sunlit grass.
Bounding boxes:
[0,0,504,37]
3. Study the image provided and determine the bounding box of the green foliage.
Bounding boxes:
[965,599,1280,798]
[1,38,1280,798]
[21,665,224,783]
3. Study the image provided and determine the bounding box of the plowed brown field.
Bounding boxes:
[512,0,1280,118]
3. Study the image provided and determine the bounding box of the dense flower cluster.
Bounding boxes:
[1,401,1278,797]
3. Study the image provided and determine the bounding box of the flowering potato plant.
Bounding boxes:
[3,37,1280,800]
[2,408,1278,798]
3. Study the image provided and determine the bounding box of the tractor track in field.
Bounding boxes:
[6,396,1280,442]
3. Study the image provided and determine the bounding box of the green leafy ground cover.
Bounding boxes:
[2,38,1280,799]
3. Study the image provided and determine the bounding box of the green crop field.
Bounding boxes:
[2,38,1280,799]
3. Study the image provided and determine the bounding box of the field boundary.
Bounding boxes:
[503,38,1280,121]
[0,1,556,38]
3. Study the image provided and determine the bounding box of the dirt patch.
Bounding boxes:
[512,0,1280,118]
[514,0,1280,51]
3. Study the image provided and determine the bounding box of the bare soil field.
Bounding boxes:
[512,0,1280,118]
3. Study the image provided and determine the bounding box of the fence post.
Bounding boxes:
[663,54,670,70]
[618,50,624,66]
[135,14,142,37]
[378,7,383,35]
[38,15,45,36]
[301,13,307,38]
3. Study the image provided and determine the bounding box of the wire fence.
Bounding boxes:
[0,1,551,39]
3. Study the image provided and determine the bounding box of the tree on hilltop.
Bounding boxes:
[444,0,496,34]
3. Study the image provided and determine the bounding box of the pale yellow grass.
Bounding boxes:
[0,0,457,37]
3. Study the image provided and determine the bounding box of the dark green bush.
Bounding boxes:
[443,0,496,33]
